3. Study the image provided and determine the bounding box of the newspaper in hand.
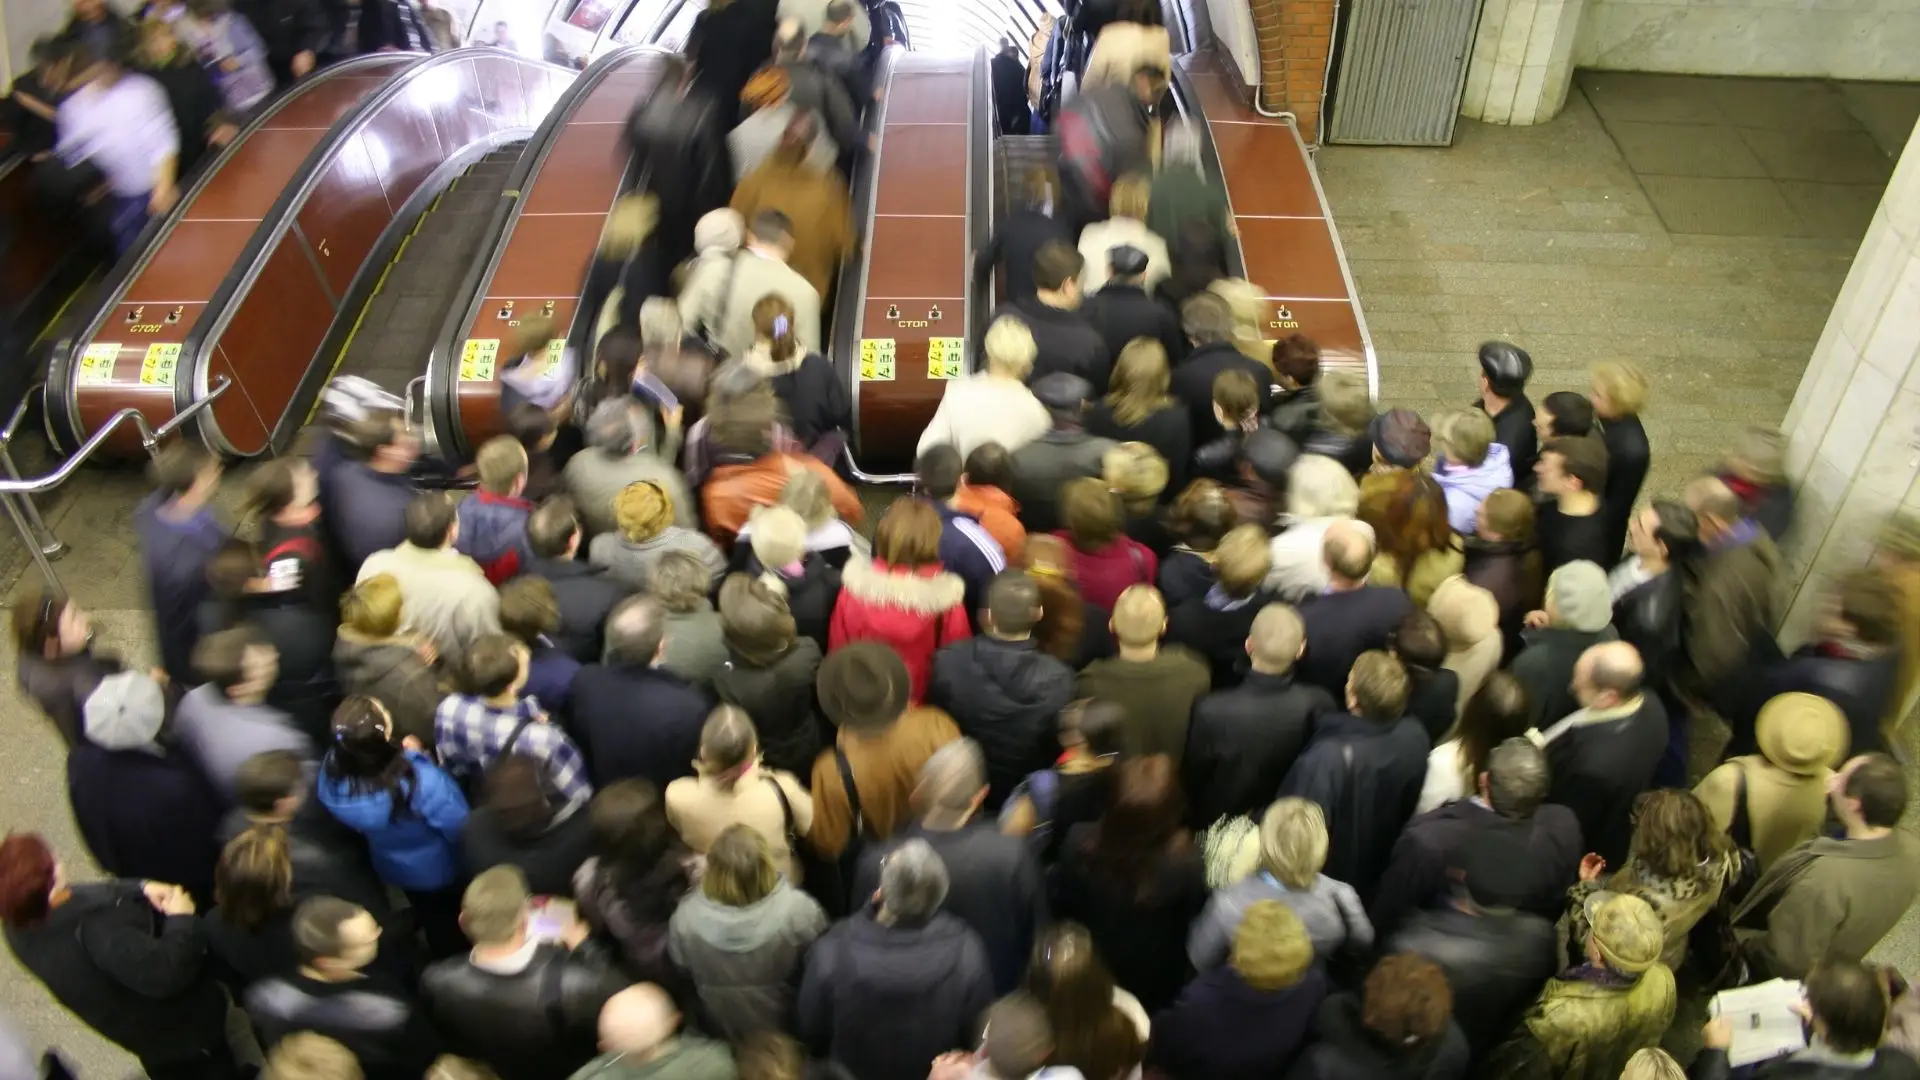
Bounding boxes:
[1710,978,1807,1067]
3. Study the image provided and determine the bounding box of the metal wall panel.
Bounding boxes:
[1329,0,1484,146]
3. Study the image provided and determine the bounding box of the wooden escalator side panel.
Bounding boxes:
[1176,50,1376,395]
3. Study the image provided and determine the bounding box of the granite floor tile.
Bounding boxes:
[1637,175,1811,238]
[1602,119,1769,178]
[1738,125,1899,185]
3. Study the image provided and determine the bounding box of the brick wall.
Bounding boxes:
[1248,0,1337,143]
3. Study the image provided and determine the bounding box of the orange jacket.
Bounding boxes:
[951,483,1027,564]
[701,452,865,548]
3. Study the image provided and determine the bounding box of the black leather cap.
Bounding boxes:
[1243,428,1300,486]
[1106,244,1149,277]
[1478,341,1533,395]
[1033,372,1092,413]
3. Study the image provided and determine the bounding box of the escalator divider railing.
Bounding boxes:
[967,44,996,372]
[832,44,906,483]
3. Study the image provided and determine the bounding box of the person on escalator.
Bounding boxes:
[745,294,851,462]
[731,112,853,300]
[679,208,821,365]
[53,34,181,255]
[1149,122,1232,270]
[687,0,781,128]
[778,0,869,54]
[974,168,1071,308]
[135,16,228,178]
[63,0,137,60]
[236,0,335,84]
[699,365,864,548]
[329,410,422,572]
[355,0,431,52]
[807,0,871,120]
[1076,174,1169,296]
[728,66,836,184]
[770,19,861,163]
[996,240,1111,394]
[177,0,273,116]
[1084,245,1184,365]
[1081,7,1170,100]
[1055,61,1164,238]
[992,37,1030,136]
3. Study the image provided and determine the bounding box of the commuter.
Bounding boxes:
[178,0,272,113]
[1301,370,1375,477]
[729,65,837,183]
[1694,692,1847,871]
[999,241,1112,392]
[1358,469,1460,608]
[1162,524,1270,688]
[1055,59,1161,234]
[316,696,469,956]
[1105,441,1171,553]
[664,707,815,882]
[420,867,625,1080]
[67,671,222,905]
[525,498,633,664]
[1535,642,1666,867]
[54,34,180,252]
[576,983,736,1080]
[699,389,865,547]
[1608,500,1694,735]
[798,840,995,1080]
[1676,475,1781,720]
[1264,455,1367,602]
[1022,922,1149,1080]
[571,781,696,990]
[175,626,315,802]
[434,634,593,813]
[911,449,1008,623]
[238,0,331,84]
[954,443,1030,562]
[1732,753,1920,980]
[1426,575,1502,715]
[245,456,338,613]
[807,1,871,111]
[1430,408,1511,535]
[730,506,840,655]
[63,0,135,59]
[590,481,726,592]
[1473,341,1538,484]
[1087,340,1192,500]
[568,401,694,542]
[1718,425,1796,541]
[1414,670,1531,815]
[732,116,853,299]
[6,37,67,159]
[572,595,712,790]
[974,168,1072,307]
[768,20,860,159]
[1564,789,1733,971]
[998,699,1126,860]
[627,71,735,264]
[853,740,1047,994]
[688,0,781,125]
[1266,334,1323,444]
[746,294,850,455]
[1392,610,1459,742]
[202,825,299,994]
[763,467,868,569]
[681,209,821,361]
[1055,477,1156,612]
[12,592,125,749]
[354,0,429,51]
[1871,512,1920,746]
[1182,604,1330,823]
[1147,121,1231,266]
[461,756,594,899]
[1535,390,1596,446]
[1464,487,1545,660]
[806,643,961,860]
[137,16,225,176]
[496,575,578,715]
[1733,567,1901,759]
[134,441,226,686]
[1534,437,1612,573]
[200,540,339,743]
[1294,522,1413,695]
[1077,176,1169,295]
[1486,892,1674,1080]
[1589,361,1651,560]
[1075,585,1209,763]
[991,37,1029,134]
[1021,533,1117,670]
[1191,369,1261,485]
[1167,293,1274,441]
[918,315,1052,460]
[1157,901,1330,1080]
[1386,828,1560,1064]
[328,410,420,570]
[219,749,393,917]
[246,896,442,1080]
[1188,798,1369,969]
[1512,560,1616,728]
[928,572,1077,809]
[0,832,241,1080]
[1289,953,1470,1080]
[1052,754,1207,1012]
[357,493,499,655]
[449,437,533,584]
[669,824,828,1039]
[1009,373,1118,533]
[1280,650,1429,901]
[779,0,870,49]
[331,573,440,745]
[829,500,973,700]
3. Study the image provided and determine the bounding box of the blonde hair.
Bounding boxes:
[1215,525,1272,597]
[1620,1049,1686,1080]
[1103,442,1167,510]
[1318,370,1373,436]
[1231,900,1313,991]
[780,469,835,530]
[1109,173,1151,220]
[985,315,1037,381]
[340,574,404,637]
[1110,584,1166,647]
[614,481,675,542]
[703,824,778,906]
[1286,455,1361,519]
[748,504,809,570]
[1433,408,1493,468]
[1259,797,1328,889]
[1104,339,1175,426]
[459,866,529,945]
[475,436,529,495]
[266,1033,365,1080]
[1591,360,1649,418]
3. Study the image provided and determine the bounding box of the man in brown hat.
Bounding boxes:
[808,643,960,861]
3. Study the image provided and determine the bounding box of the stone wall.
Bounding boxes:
[1577,0,1920,82]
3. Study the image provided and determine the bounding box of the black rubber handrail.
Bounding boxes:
[832,43,904,478]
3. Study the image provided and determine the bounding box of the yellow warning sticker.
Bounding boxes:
[927,337,965,380]
[859,338,896,382]
[460,338,500,382]
[139,343,181,386]
[77,343,121,384]
[540,338,566,380]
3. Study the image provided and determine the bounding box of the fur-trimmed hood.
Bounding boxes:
[839,557,966,615]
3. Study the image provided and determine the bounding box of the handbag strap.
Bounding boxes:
[834,746,866,839]
[705,251,746,348]
[1729,760,1753,852]
[763,772,798,844]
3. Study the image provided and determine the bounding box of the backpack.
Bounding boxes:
[1000,767,1061,855]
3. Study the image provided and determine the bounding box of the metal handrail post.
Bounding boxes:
[0,385,66,558]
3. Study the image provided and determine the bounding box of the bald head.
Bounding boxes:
[1574,641,1643,710]
[1247,603,1305,674]
[915,737,988,825]
[1322,522,1374,587]
[599,984,678,1055]
[1683,476,1742,537]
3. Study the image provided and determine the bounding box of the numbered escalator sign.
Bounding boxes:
[139,343,181,387]
[926,338,965,380]
[859,338,896,382]
[77,343,121,385]
[460,339,500,382]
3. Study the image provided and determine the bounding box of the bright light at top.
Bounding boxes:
[896,0,1063,54]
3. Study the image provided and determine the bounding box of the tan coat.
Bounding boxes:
[1428,575,1502,716]
[1370,544,1466,610]
[1081,23,1172,92]
[666,765,814,882]
[1734,831,1920,978]
[355,543,500,656]
[730,155,854,300]
[678,248,822,362]
[1693,756,1833,871]
[1490,964,1677,1080]
[807,707,962,858]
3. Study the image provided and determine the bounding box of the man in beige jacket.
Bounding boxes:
[357,492,500,656]
[677,208,821,362]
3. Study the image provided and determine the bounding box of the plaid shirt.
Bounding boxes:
[433,694,591,812]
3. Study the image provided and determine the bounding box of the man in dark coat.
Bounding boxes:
[1474,340,1537,489]
[1295,523,1414,698]
[852,740,1046,994]
[237,0,339,84]
[1168,291,1275,442]
[927,574,1075,809]
[1536,641,1666,867]
[325,412,419,573]
[355,0,431,52]
[798,839,995,1080]
[14,593,125,750]
[1279,650,1431,902]
[990,39,1029,134]
[525,500,632,664]
[1676,475,1781,723]
[1511,560,1618,729]
[569,597,711,789]
[974,170,1071,307]
[133,442,228,687]
[1009,375,1118,534]
[627,73,737,265]
[1184,603,1333,826]
[1055,63,1158,234]
[218,749,393,920]
[995,240,1111,393]
[1083,244,1184,363]
[1728,568,1902,760]
[1370,737,1582,939]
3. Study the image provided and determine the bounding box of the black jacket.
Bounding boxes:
[1156,549,1214,608]
[1463,537,1544,663]
[928,637,1076,809]
[570,664,711,790]
[797,910,995,1080]
[247,969,441,1080]
[998,296,1112,393]
[736,552,842,653]
[1302,425,1374,479]
[1085,282,1185,367]
[1599,415,1649,562]
[1285,992,1471,1080]
[355,0,429,52]
[1170,342,1275,443]
[1369,801,1583,939]
[203,906,297,995]
[1537,503,1615,576]
[1387,908,1559,1063]
[147,61,220,178]
[1149,964,1328,1080]
[1185,671,1334,826]
[990,49,1029,134]
[711,640,827,777]
[1404,667,1460,744]
[203,590,341,746]
[530,557,633,663]
[238,0,337,64]
[420,946,626,1080]
[3,882,230,1067]
[217,807,393,921]
[462,805,595,898]
[854,823,1047,995]
[1480,395,1538,490]
[975,209,1071,306]
[1087,401,1191,502]
[1166,588,1271,689]
[1053,826,1209,1012]
[328,461,415,572]
[1296,586,1415,698]
[67,745,224,907]
[15,650,123,749]
[1691,1048,1920,1080]
[1269,385,1320,444]
[772,353,853,446]
[1734,646,1901,759]
[1612,568,1685,692]
[1512,625,1618,730]
[1540,698,1668,866]
[1279,712,1432,902]
[687,0,780,125]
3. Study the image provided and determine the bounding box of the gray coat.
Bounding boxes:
[332,631,441,745]
[668,882,829,1040]
[589,529,728,593]
[173,686,314,803]
[1010,430,1118,533]
[662,605,729,690]
[562,449,695,541]
[1187,872,1373,972]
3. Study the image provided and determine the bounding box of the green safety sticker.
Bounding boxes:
[859,338,896,382]
[139,343,181,387]
[78,343,121,384]
[926,337,965,380]
[460,338,500,382]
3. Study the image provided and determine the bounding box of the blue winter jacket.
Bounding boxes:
[456,491,535,584]
[316,749,469,891]
[934,503,1007,628]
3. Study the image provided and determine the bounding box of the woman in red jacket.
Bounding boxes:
[1054,477,1159,613]
[829,500,971,701]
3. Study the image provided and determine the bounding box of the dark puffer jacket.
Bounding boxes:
[420,945,627,1080]
[1387,908,1559,1062]
[332,631,441,746]
[796,911,995,1080]
[928,637,1076,810]
[711,641,827,778]
[1285,992,1471,1080]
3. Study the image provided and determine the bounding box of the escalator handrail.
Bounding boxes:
[42,52,420,450]
[1167,61,1247,281]
[833,43,904,480]
[966,46,996,366]
[424,39,685,460]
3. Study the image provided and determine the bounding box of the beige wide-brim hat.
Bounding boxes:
[1755,692,1848,776]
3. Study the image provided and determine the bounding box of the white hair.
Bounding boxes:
[1286,454,1361,519]
[879,838,949,921]
[639,297,682,353]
